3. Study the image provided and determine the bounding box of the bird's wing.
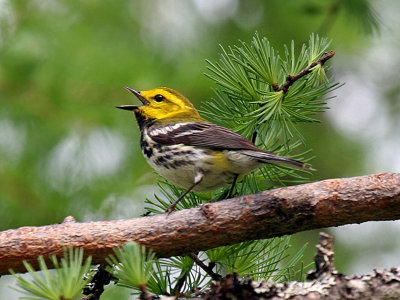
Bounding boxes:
[147,122,262,151]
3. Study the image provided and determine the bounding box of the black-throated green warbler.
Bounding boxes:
[118,87,312,213]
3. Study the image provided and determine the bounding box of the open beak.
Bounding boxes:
[116,104,138,111]
[116,86,148,111]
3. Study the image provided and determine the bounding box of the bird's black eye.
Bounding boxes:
[154,94,164,102]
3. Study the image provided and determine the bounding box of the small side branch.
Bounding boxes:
[188,253,221,281]
[307,232,336,280]
[275,50,335,93]
[1,172,400,275]
[82,265,113,300]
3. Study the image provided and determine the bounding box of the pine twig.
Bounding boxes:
[250,50,335,143]
[188,253,221,281]
[173,269,188,296]
[82,265,112,300]
[275,50,335,93]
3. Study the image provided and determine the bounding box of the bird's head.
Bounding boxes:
[117,87,203,125]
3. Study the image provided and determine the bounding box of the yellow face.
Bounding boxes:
[136,87,203,121]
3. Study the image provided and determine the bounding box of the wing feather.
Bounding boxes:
[148,122,261,151]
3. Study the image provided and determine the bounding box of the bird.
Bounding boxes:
[117,87,313,214]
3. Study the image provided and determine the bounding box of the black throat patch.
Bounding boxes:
[134,110,154,131]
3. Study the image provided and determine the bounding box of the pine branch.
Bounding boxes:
[203,33,338,159]
[1,172,400,276]
[276,50,335,94]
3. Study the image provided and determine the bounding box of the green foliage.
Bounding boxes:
[203,34,339,145]
[206,237,307,282]
[163,256,210,294]
[144,180,205,214]
[146,261,173,296]
[9,248,91,300]
[106,242,155,290]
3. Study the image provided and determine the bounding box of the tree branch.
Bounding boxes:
[1,172,400,275]
[203,232,400,300]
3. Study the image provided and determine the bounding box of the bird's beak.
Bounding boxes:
[116,104,138,111]
[116,86,148,111]
[124,86,149,105]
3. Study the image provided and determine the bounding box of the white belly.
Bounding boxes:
[141,132,262,192]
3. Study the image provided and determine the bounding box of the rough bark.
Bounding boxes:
[202,233,400,300]
[1,172,400,275]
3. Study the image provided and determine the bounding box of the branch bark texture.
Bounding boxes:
[1,172,399,275]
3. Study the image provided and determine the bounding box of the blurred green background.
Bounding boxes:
[1,0,399,298]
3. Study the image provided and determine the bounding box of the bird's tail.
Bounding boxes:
[243,150,315,171]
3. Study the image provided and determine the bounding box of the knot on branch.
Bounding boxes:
[62,216,77,223]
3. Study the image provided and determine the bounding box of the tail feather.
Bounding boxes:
[243,151,315,171]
